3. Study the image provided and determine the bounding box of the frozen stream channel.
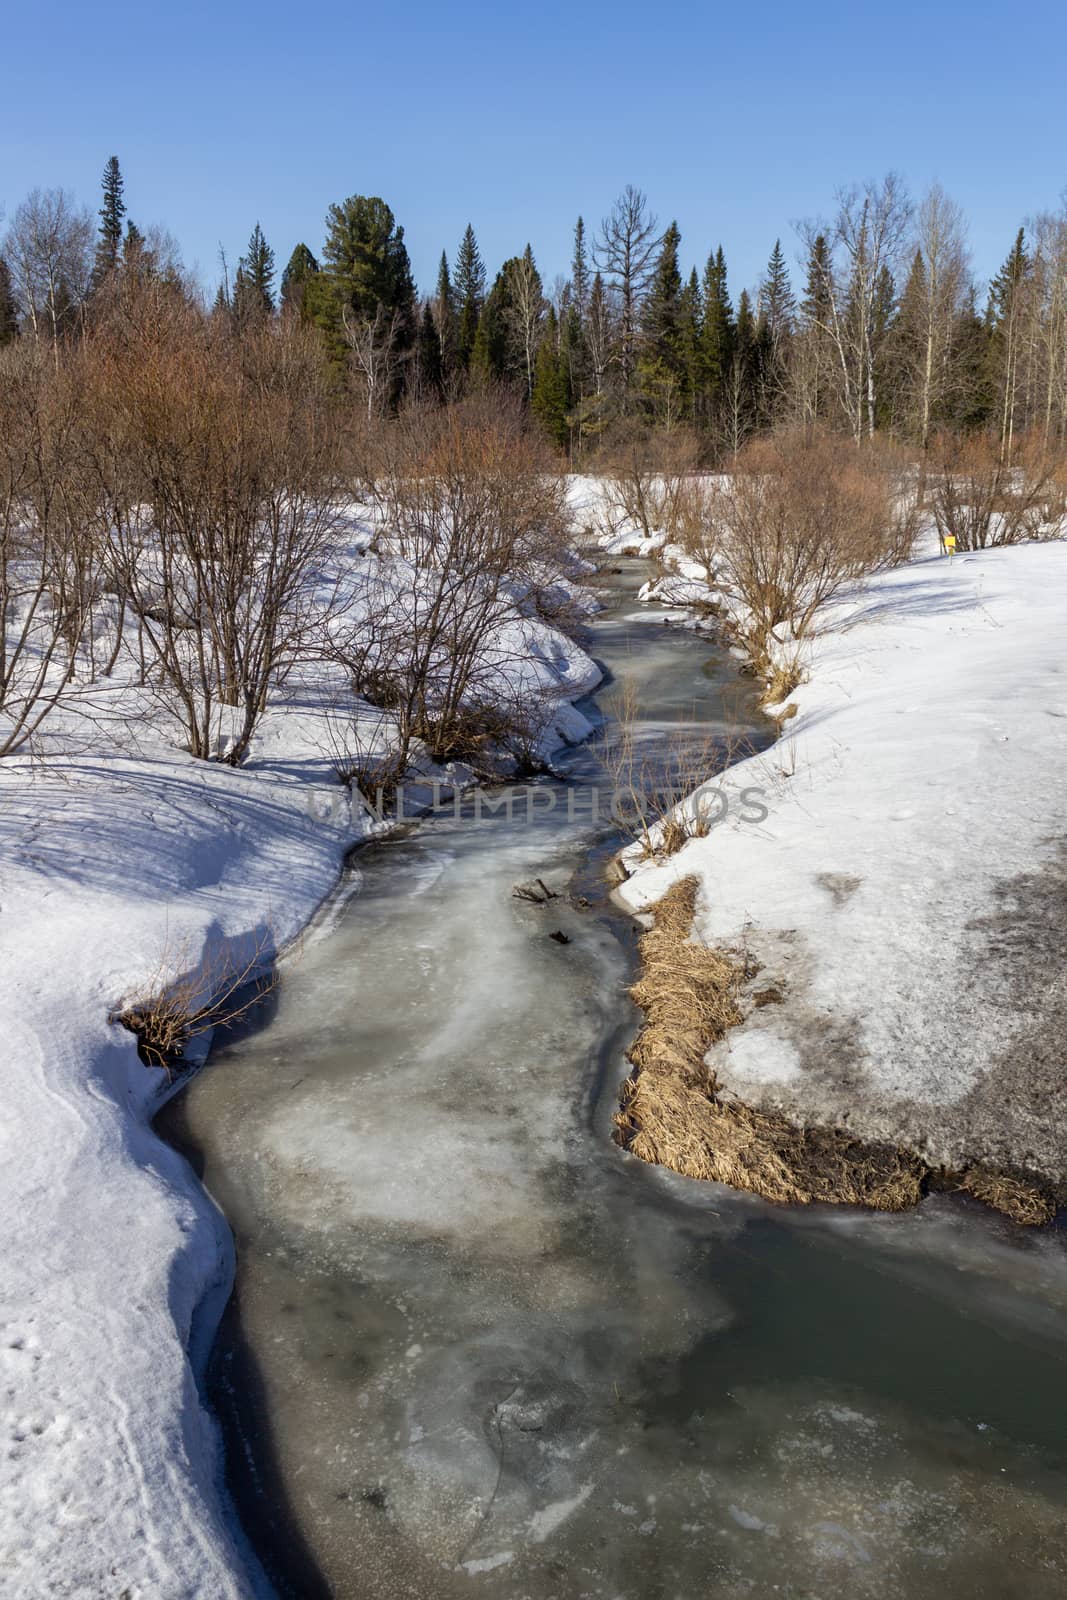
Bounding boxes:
[161,562,1067,1599]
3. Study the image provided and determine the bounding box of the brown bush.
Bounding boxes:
[928,429,1067,551]
[683,428,904,660]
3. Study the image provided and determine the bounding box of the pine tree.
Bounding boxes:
[236,223,275,320]
[699,246,734,427]
[92,156,126,286]
[454,224,486,370]
[306,194,416,380]
[280,243,319,318]
[531,306,572,450]
[0,256,18,344]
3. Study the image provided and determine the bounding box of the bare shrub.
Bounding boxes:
[334,391,576,770]
[0,342,106,754]
[595,420,702,542]
[113,930,277,1072]
[928,430,1067,551]
[86,298,347,763]
[688,428,901,667]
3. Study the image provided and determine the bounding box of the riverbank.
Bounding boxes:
[615,534,1067,1213]
[0,566,598,1594]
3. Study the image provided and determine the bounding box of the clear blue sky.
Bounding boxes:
[2,0,1065,302]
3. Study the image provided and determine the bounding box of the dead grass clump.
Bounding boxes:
[113,933,276,1072]
[614,878,925,1213]
[957,1166,1055,1227]
[760,657,805,708]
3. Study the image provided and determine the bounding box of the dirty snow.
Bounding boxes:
[618,533,1067,1180]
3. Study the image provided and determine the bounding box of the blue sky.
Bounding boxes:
[2,0,1065,303]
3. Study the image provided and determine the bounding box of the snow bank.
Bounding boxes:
[0,515,600,1592]
[617,537,1067,1182]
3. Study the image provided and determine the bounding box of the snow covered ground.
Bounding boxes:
[0,506,599,1596]
[616,531,1067,1184]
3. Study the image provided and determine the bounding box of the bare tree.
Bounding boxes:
[342,303,410,420]
[595,186,661,392]
[799,175,912,441]
[3,189,93,369]
[503,247,545,399]
[910,185,970,450]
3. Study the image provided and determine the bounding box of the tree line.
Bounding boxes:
[4,158,1067,463]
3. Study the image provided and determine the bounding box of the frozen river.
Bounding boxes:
[161,562,1067,1598]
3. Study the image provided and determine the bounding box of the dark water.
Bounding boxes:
[160,562,1067,1599]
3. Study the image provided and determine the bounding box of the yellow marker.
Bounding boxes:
[944,534,956,557]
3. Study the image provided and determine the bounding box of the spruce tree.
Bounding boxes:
[571,216,590,323]
[986,227,1031,453]
[433,251,459,381]
[643,222,683,370]
[699,246,734,426]
[280,243,319,318]
[799,233,834,419]
[415,300,444,399]
[470,267,512,383]
[759,239,794,344]
[0,256,18,344]
[236,222,275,319]
[454,224,486,370]
[92,156,126,286]
[679,268,703,423]
[531,306,572,450]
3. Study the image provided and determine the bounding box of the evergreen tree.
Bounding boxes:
[798,232,834,420]
[952,286,995,430]
[725,289,760,446]
[755,239,795,425]
[571,216,590,323]
[699,246,734,426]
[454,224,486,370]
[531,305,572,450]
[433,250,459,381]
[236,222,275,320]
[92,156,126,286]
[415,300,444,399]
[758,239,795,345]
[306,194,416,380]
[638,222,686,423]
[280,243,319,319]
[0,256,18,344]
[642,222,683,370]
[883,250,928,434]
[679,267,703,422]
[470,267,513,382]
[985,227,1032,453]
[212,280,232,321]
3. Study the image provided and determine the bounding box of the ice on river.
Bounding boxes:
[163,564,1067,1600]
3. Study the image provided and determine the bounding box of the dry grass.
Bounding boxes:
[614,878,1055,1223]
[957,1166,1055,1226]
